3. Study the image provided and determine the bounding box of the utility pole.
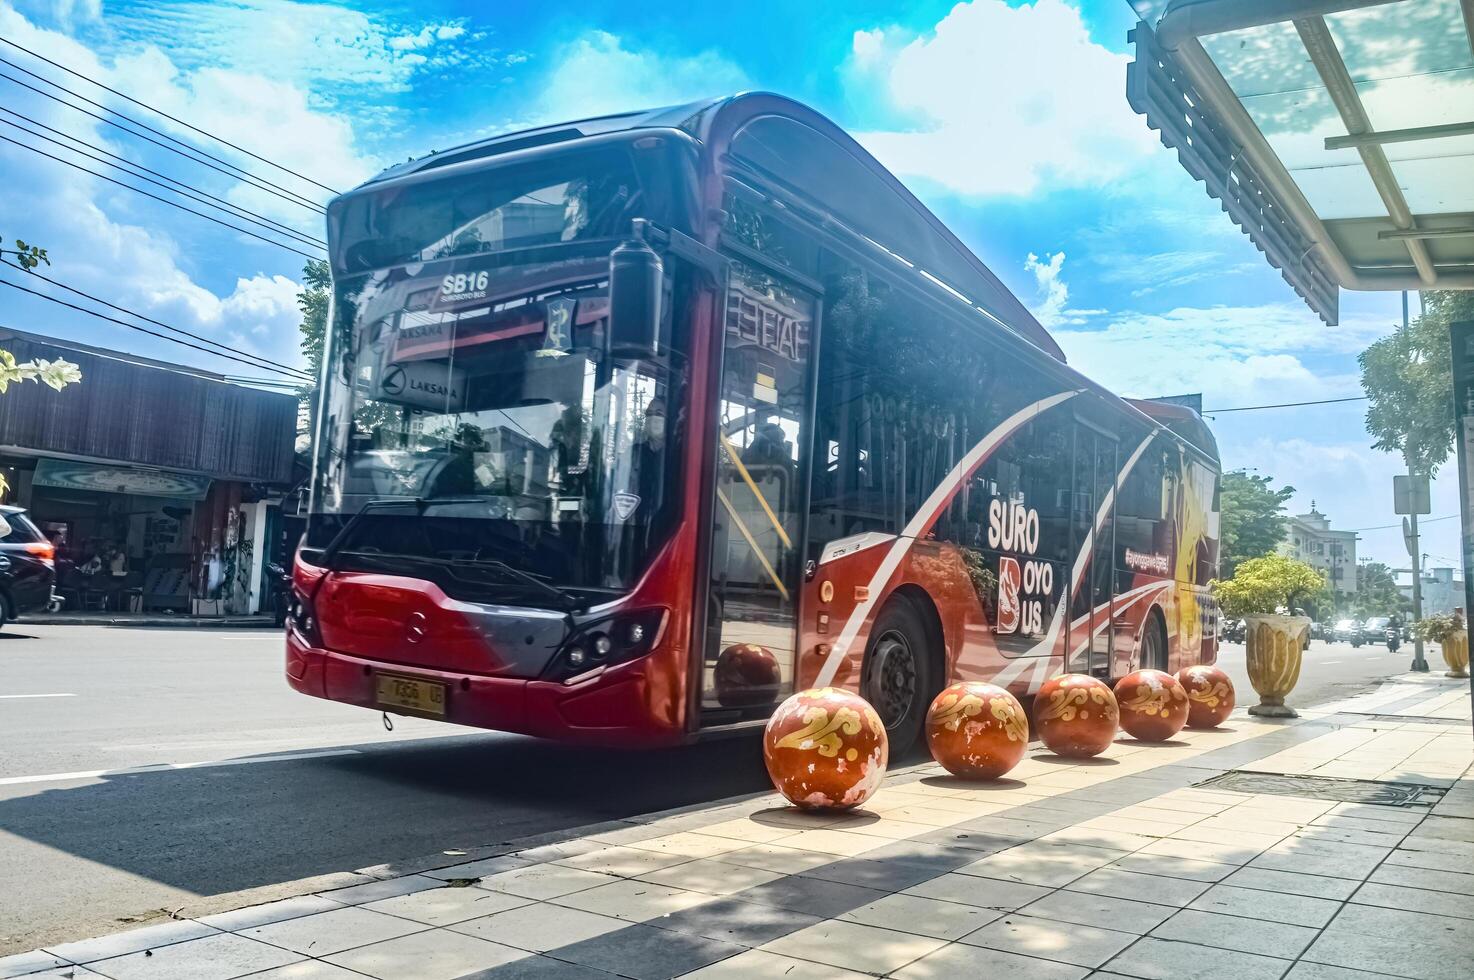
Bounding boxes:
[1403,290,1429,672]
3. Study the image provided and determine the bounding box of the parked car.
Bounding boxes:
[1331,618,1363,645]
[0,506,56,627]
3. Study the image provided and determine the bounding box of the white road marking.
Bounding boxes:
[0,748,361,787]
[1322,660,1343,665]
[0,693,76,699]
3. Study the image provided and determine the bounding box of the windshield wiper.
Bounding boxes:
[337,551,582,611]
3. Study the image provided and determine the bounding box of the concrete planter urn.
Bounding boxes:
[1244,613,1310,718]
[1443,629,1471,679]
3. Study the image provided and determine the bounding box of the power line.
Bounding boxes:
[0,272,311,380]
[1349,514,1458,532]
[0,110,327,249]
[17,267,310,378]
[0,35,340,196]
[0,132,325,260]
[1204,395,1368,414]
[0,68,325,215]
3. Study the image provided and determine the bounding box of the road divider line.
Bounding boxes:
[0,748,362,787]
[0,693,77,699]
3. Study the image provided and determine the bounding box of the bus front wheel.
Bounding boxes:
[861,596,938,758]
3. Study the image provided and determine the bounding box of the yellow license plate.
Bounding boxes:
[375,674,447,717]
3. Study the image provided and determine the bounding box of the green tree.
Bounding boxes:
[0,234,81,392]
[296,258,331,405]
[1353,560,1408,619]
[1212,553,1325,618]
[1219,470,1295,577]
[1359,291,1474,477]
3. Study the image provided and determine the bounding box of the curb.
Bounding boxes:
[20,616,278,629]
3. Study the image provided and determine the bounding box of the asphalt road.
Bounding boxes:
[0,624,1416,954]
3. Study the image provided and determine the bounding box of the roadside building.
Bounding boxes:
[1280,504,1358,598]
[0,329,299,617]
[1399,567,1464,619]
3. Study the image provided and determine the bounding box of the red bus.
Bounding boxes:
[288,93,1221,752]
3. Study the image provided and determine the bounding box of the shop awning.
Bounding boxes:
[1126,0,1474,325]
[32,459,212,499]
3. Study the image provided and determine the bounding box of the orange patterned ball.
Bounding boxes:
[1177,664,1235,729]
[1115,669,1190,741]
[926,682,1029,779]
[1034,674,1119,758]
[763,687,888,810]
[714,643,782,707]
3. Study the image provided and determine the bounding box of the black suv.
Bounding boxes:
[0,505,55,627]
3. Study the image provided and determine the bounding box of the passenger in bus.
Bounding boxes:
[633,397,667,510]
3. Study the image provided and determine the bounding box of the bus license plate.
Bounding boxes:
[375,674,447,717]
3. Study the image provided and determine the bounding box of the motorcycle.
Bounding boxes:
[1386,628,1401,653]
[1223,619,1246,643]
[265,561,290,627]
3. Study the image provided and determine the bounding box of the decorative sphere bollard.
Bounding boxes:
[1114,669,1190,741]
[1177,664,1236,729]
[1034,674,1119,758]
[926,682,1029,779]
[763,687,888,810]
[714,643,782,707]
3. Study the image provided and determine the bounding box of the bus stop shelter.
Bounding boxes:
[1124,0,1474,327]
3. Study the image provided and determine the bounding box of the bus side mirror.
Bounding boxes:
[608,237,663,359]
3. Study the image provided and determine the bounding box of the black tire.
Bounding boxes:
[1139,613,1168,672]
[861,596,938,758]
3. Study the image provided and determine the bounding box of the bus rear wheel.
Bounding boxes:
[861,597,937,758]
[1139,613,1168,672]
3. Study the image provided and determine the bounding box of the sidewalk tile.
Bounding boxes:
[233,964,367,980]
[5,969,108,980]
[903,871,1051,911]
[513,840,604,864]
[324,929,527,979]
[760,919,945,974]
[1040,826,1160,852]
[1293,826,1410,848]
[798,854,944,892]
[706,844,836,874]
[853,838,985,873]
[241,906,424,956]
[1248,839,1389,879]
[675,948,871,979]
[690,818,796,844]
[554,845,693,877]
[840,892,1000,940]
[0,951,69,979]
[963,913,1135,968]
[1101,937,1291,980]
[553,879,714,922]
[197,896,344,932]
[43,920,220,965]
[453,956,617,979]
[891,942,1089,979]
[1065,867,1211,907]
[779,828,888,856]
[731,875,887,918]
[1020,889,1175,934]
[450,902,625,952]
[1188,884,1340,927]
[624,832,742,859]
[1304,905,1474,980]
[915,827,1032,853]
[422,855,532,881]
[654,895,822,946]
[1109,852,1236,883]
[1137,837,1258,866]
[1370,862,1474,896]
[475,864,620,900]
[636,857,782,895]
[1151,908,1317,958]
[547,923,742,980]
[956,841,1128,888]
[319,874,444,905]
[1283,964,1407,980]
[1220,867,1359,901]
[1351,881,1474,919]
[363,885,530,925]
[86,933,301,980]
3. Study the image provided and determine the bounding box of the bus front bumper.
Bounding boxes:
[285,629,686,747]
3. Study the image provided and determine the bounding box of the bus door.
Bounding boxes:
[1070,422,1117,676]
[699,258,817,723]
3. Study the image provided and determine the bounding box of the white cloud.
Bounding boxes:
[847,0,1159,196]
[1023,251,1103,327]
[535,31,749,123]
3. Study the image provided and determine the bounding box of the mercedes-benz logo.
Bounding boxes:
[405,611,428,644]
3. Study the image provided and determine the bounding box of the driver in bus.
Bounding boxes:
[634,397,667,509]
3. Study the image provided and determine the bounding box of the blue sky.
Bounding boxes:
[0,0,1451,569]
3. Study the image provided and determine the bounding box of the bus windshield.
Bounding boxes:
[309,151,687,605]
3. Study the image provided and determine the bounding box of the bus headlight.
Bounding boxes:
[546,608,667,684]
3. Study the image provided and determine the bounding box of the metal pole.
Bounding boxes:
[1404,290,1430,671]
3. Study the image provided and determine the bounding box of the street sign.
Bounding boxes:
[1393,474,1430,515]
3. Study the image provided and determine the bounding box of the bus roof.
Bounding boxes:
[350,93,1062,361]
